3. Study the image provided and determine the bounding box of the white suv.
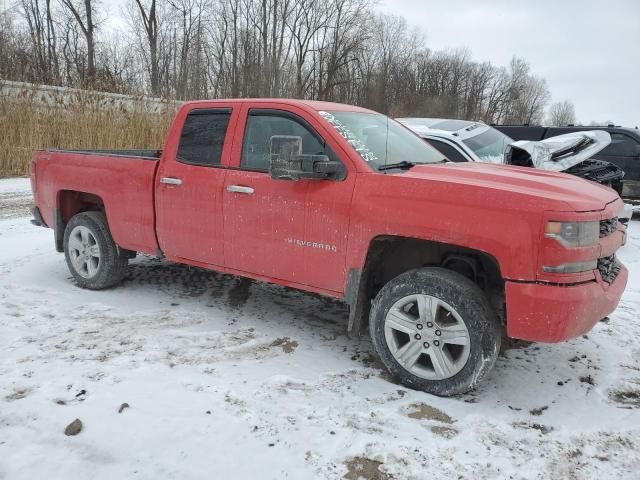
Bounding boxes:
[397,118,510,164]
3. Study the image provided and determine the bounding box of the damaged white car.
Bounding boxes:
[505,130,611,170]
[398,118,632,221]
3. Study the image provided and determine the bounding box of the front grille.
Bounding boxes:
[598,255,621,284]
[599,217,618,238]
[566,159,624,183]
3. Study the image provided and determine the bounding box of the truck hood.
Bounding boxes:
[504,130,611,171]
[403,162,619,212]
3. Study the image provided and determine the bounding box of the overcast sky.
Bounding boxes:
[379,0,640,126]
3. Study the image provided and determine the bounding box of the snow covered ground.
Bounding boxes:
[1,177,639,480]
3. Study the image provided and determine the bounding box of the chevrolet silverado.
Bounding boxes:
[30,99,628,396]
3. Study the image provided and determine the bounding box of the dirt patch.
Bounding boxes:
[513,421,554,435]
[430,425,458,438]
[500,337,533,354]
[343,457,390,480]
[4,388,29,401]
[406,403,453,424]
[125,259,225,299]
[531,423,554,434]
[227,277,252,308]
[568,449,582,459]
[609,389,640,408]
[579,375,595,386]
[270,337,299,354]
[224,392,247,409]
[351,348,385,370]
[0,191,33,219]
[529,406,548,416]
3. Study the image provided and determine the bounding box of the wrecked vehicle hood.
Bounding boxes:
[504,130,611,172]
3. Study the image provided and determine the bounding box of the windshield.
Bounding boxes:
[319,111,444,170]
[462,127,513,163]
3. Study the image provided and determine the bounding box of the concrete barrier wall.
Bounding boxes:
[0,79,182,113]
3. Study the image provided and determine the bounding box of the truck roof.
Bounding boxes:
[183,98,375,113]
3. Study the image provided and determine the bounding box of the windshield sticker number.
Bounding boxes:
[319,111,379,163]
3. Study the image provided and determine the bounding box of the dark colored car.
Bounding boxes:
[494,125,640,199]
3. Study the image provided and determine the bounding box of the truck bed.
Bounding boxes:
[32,149,160,254]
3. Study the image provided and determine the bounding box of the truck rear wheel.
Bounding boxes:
[63,212,128,290]
[369,267,501,396]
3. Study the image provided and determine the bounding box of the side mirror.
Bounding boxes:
[269,135,341,180]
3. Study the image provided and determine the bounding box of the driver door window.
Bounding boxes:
[241,113,326,171]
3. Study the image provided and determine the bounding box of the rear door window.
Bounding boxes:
[177,109,231,166]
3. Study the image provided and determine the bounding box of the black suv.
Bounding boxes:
[494,125,640,199]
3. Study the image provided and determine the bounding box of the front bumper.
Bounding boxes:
[505,264,628,342]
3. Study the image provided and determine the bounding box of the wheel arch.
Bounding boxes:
[346,235,505,337]
[54,190,106,252]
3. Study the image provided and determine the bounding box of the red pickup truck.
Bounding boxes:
[30,99,628,396]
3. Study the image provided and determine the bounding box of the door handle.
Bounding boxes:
[160,177,183,185]
[227,185,255,195]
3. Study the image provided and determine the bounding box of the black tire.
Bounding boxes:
[369,267,501,396]
[63,211,129,290]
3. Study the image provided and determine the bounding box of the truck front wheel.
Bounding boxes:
[63,212,128,290]
[369,267,501,396]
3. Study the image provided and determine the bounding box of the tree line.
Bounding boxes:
[1,0,570,124]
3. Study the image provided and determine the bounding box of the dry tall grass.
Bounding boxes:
[0,88,177,177]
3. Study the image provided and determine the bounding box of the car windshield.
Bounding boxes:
[319,111,444,170]
[462,127,513,163]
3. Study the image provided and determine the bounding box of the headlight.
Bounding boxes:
[544,221,599,247]
[543,260,598,274]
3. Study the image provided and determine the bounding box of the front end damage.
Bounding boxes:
[504,130,612,171]
[505,131,629,215]
[564,159,624,195]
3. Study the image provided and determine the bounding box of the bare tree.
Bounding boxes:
[165,0,211,100]
[286,0,328,97]
[502,57,550,124]
[317,0,370,100]
[133,0,160,96]
[1,0,558,123]
[18,0,59,83]
[547,100,576,126]
[59,0,98,85]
